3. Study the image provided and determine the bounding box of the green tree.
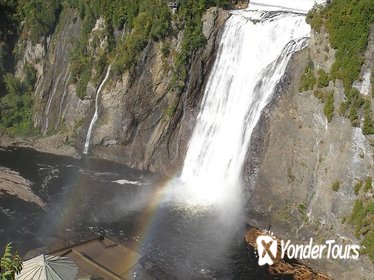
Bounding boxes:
[324,91,334,122]
[0,243,22,280]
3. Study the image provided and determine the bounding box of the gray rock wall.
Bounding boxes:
[245,24,374,280]
[16,8,228,175]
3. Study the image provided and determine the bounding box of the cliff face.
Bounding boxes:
[90,9,228,174]
[12,7,228,175]
[245,25,374,279]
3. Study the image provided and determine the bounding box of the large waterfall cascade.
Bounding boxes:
[179,2,312,204]
[83,65,112,154]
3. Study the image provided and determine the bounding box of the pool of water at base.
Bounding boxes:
[0,147,290,280]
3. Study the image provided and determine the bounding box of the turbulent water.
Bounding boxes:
[83,65,112,154]
[181,6,310,204]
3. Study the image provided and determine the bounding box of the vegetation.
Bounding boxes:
[299,62,316,92]
[349,199,374,262]
[308,0,374,89]
[0,0,21,92]
[313,89,324,101]
[323,91,334,122]
[165,98,178,119]
[317,69,330,88]
[0,0,60,133]
[349,199,366,237]
[112,0,172,75]
[363,100,374,135]
[339,88,365,127]
[0,243,22,280]
[331,181,340,192]
[66,0,237,97]
[172,0,209,91]
[349,175,374,262]
[372,67,374,97]
[354,180,363,195]
[0,64,36,135]
[364,177,373,193]
[307,1,374,133]
[18,0,62,44]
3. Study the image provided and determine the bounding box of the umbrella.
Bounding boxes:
[16,254,78,280]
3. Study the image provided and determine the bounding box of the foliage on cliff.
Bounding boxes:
[307,0,374,89]
[349,198,374,262]
[18,0,62,44]
[66,0,237,98]
[0,64,36,135]
[347,176,373,262]
[307,0,374,132]
[0,0,60,134]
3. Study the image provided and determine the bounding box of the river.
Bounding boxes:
[0,147,286,279]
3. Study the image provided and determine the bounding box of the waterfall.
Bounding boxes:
[180,6,311,204]
[83,65,111,154]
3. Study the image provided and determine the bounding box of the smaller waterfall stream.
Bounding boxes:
[83,65,111,154]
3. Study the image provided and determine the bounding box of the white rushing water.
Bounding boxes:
[83,65,111,154]
[179,6,311,204]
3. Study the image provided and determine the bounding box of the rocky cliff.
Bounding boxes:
[90,9,229,175]
[245,23,374,279]
[5,6,228,176]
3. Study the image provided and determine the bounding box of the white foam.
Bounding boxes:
[112,179,143,186]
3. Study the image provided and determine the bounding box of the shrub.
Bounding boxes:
[76,68,91,100]
[324,91,334,122]
[0,73,34,135]
[306,5,324,32]
[19,0,62,44]
[165,99,178,119]
[317,69,330,88]
[299,62,316,92]
[297,203,307,213]
[0,243,23,280]
[364,177,372,193]
[161,41,171,58]
[324,0,374,89]
[372,68,374,98]
[362,228,374,262]
[331,181,340,192]
[349,199,374,262]
[340,87,365,126]
[363,101,374,135]
[354,180,363,195]
[363,115,374,135]
[349,199,366,237]
[308,1,374,89]
[314,89,325,101]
